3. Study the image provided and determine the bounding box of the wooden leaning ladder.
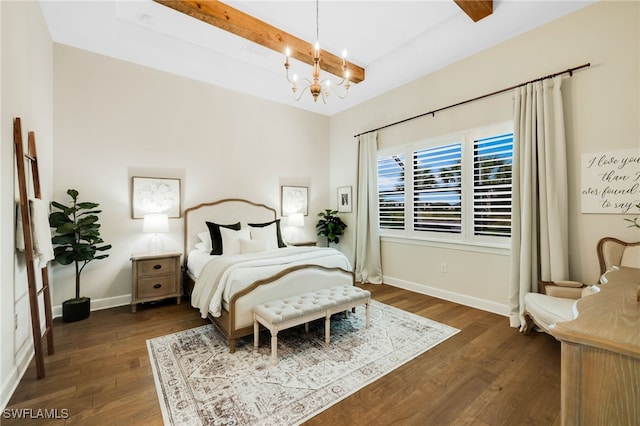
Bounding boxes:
[13,117,55,379]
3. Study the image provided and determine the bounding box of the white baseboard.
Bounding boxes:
[52,294,132,318]
[1,338,35,411]
[383,275,510,317]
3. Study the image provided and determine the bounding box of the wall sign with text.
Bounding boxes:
[581,148,640,214]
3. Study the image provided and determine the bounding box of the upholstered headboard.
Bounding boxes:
[183,198,277,267]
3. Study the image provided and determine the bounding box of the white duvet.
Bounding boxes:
[190,247,352,318]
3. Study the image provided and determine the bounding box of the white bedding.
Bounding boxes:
[190,246,352,319]
[187,250,220,279]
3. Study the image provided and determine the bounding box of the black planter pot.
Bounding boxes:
[62,297,91,322]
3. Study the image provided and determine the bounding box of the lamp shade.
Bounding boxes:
[288,212,305,227]
[143,214,169,233]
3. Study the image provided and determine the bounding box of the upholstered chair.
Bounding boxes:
[522,237,640,334]
[596,237,640,276]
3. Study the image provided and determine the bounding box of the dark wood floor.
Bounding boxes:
[6,284,561,425]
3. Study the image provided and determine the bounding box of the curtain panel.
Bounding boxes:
[354,132,383,284]
[509,76,570,329]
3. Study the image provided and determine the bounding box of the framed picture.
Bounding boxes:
[337,186,352,213]
[281,185,308,216]
[132,176,181,218]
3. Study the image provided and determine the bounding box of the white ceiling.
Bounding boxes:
[39,0,595,116]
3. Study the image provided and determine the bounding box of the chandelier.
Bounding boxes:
[284,0,351,103]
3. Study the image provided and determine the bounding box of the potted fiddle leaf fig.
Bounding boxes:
[49,189,111,322]
[316,209,347,246]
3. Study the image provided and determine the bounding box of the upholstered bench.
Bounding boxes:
[252,285,371,365]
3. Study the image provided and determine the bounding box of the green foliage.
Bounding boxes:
[623,202,640,229]
[49,189,111,299]
[316,209,347,244]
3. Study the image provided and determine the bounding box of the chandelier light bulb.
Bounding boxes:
[285,47,291,57]
[342,49,347,59]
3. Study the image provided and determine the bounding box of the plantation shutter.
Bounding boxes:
[473,133,513,237]
[413,143,462,234]
[377,154,405,230]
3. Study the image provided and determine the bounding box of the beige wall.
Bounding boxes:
[330,0,640,314]
[1,0,54,409]
[51,44,330,308]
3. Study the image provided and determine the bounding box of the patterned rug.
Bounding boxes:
[147,300,459,425]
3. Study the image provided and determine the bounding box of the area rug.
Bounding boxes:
[147,300,459,425]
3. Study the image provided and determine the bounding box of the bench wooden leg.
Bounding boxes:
[325,313,331,345]
[253,314,259,348]
[365,299,371,328]
[270,330,278,365]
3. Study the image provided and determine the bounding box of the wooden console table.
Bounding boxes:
[551,268,640,426]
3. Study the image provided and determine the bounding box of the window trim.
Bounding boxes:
[378,121,513,248]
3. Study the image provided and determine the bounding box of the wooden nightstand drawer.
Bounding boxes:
[137,275,177,299]
[136,257,177,276]
[131,252,182,313]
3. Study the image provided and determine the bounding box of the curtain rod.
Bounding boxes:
[353,62,591,138]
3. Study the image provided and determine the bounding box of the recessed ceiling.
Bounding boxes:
[39,0,595,116]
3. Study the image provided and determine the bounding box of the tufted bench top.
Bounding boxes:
[253,285,370,325]
[252,285,371,365]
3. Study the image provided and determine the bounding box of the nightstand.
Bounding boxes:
[287,240,317,247]
[131,251,181,313]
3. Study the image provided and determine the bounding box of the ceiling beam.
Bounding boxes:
[454,0,493,22]
[153,0,365,84]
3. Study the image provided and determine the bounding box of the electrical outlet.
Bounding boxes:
[440,263,447,273]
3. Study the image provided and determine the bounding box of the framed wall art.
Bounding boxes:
[281,185,308,216]
[132,176,181,218]
[337,186,352,213]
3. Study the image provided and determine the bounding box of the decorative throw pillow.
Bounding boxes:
[249,223,279,251]
[205,221,241,255]
[240,238,270,254]
[219,227,250,255]
[247,219,286,248]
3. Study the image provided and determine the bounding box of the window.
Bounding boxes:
[377,153,405,230]
[473,133,513,238]
[377,123,513,245]
[413,143,462,234]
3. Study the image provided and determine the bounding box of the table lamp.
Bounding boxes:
[143,213,169,252]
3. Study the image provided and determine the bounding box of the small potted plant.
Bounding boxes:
[316,209,347,246]
[49,189,111,322]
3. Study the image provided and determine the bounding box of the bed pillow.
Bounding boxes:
[249,222,279,250]
[219,227,250,255]
[247,219,286,248]
[240,238,270,254]
[205,221,241,255]
[197,231,212,252]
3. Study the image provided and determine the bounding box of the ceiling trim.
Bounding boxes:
[153,0,366,83]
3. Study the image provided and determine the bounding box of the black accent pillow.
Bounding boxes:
[247,219,287,248]
[205,221,241,255]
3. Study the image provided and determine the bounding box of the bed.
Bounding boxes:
[183,198,354,352]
